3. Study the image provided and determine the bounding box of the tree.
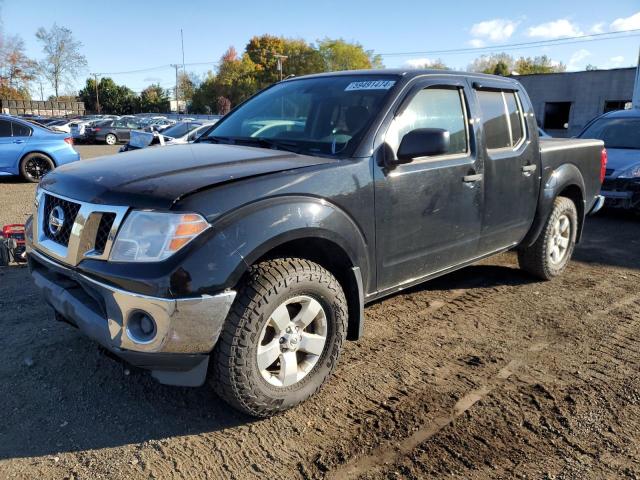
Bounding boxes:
[586,64,598,71]
[178,71,196,102]
[407,59,449,70]
[493,60,510,76]
[1,35,37,91]
[139,84,170,112]
[78,77,136,114]
[514,55,566,74]
[190,72,221,114]
[35,24,87,98]
[468,53,514,74]
[216,96,231,115]
[317,38,383,71]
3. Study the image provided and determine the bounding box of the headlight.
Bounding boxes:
[618,164,640,179]
[110,211,209,262]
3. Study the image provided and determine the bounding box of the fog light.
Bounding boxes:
[126,311,157,344]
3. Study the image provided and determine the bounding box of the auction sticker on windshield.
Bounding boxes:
[345,80,396,91]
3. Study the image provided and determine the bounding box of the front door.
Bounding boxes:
[374,81,483,292]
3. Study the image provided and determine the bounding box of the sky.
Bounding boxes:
[2,0,639,98]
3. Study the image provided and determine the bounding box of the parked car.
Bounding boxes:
[578,109,639,212]
[70,118,109,142]
[119,121,216,152]
[0,115,79,182]
[48,119,82,134]
[84,118,144,145]
[26,70,605,417]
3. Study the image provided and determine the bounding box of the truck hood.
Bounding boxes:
[41,143,338,209]
[606,148,640,177]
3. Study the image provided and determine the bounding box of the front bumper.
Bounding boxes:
[28,249,236,386]
[601,177,640,210]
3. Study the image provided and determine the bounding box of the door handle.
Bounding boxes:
[12,139,25,144]
[463,173,483,183]
[522,164,537,173]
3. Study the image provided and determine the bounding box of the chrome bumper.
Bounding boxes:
[29,249,236,356]
[588,194,605,215]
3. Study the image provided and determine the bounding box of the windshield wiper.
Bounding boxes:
[201,136,302,154]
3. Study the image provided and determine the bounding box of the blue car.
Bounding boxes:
[0,115,80,182]
[578,109,640,212]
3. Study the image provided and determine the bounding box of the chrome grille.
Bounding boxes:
[42,194,81,246]
[94,213,116,254]
[31,190,129,266]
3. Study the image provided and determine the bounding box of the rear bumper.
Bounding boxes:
[28,249,236,386]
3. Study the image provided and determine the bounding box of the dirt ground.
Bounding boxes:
[1,149,640,479]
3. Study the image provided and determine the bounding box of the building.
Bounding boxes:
[515,67,635,137]
[1,99,85,117]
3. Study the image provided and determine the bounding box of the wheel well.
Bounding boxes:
[255,237,362,340]
[19,151,56,167]
[558,184,584,242]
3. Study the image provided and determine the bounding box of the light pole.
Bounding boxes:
[274,54,288,81]
[170,64,180,113]
[90,72,101,113]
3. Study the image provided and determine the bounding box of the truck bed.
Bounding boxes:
[539,137,604,211]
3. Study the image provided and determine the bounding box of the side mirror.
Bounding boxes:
[396,128,450,163]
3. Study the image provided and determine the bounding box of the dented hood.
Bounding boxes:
[41,143,337,209]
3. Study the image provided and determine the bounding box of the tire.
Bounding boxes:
[105,133,117,145]
[20,153,55,183]
[518,196,578,280]
[211,258,348,417]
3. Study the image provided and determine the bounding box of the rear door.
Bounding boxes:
[471,83,539,253]
[374,79,483,291]
[0,119,27,171]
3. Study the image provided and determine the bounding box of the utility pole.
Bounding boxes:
[91,73,101,114]
[181,29,187,114]
[633,46,640,109]
[170,64,180,113]
[274,54,288,81]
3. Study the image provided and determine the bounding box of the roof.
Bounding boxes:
[514,66,636,79]
[283,68,520,85]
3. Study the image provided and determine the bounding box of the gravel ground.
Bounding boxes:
[1,152,640,479]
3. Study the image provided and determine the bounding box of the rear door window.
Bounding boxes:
[477,90,526,150]
[477,91,511,149]
[11,122,32,137]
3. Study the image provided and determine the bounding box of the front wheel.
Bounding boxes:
[518,196,578,280]
[210,258,348,417]
[105,133,117,145]
[20,153,55,183]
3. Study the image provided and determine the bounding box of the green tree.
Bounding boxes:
[468,53,514,74]
[493,60,510,76]
[178,71,195,102]
[139,84,170,112]
[78,77,136,114]
[190,71,221,114]
[514,55,566,74]
[215,47,258,106]
[317,38,383,71]
[35,24,87,98]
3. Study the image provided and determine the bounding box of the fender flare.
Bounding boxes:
[521,163,586,248]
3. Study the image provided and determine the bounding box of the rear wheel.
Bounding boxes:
[210,258,348,417]
[105,133,117,145]
[20,153,55,183]
[518,196,578,280]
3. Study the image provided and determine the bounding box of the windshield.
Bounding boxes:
[199,74,399,157]
[162,122,201,138]
[580,117,640,149]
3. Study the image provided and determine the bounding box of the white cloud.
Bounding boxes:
[567,49,591,71]
[527,19,583,39]
[470,19,518,42]
[468,38,485,48]
[610,11,640,31]
[589,22,606,34]
[404,58,434,68]
[610,55,624,65]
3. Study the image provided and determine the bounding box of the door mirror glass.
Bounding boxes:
[396,128,450,163]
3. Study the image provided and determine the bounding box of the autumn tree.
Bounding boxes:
[35,24,87,98]
[139,84,170,112]
[1,35,37,92]
[216,96,231,115]
[514,55,566,74]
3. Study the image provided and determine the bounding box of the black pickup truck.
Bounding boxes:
[26,70,606,417]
